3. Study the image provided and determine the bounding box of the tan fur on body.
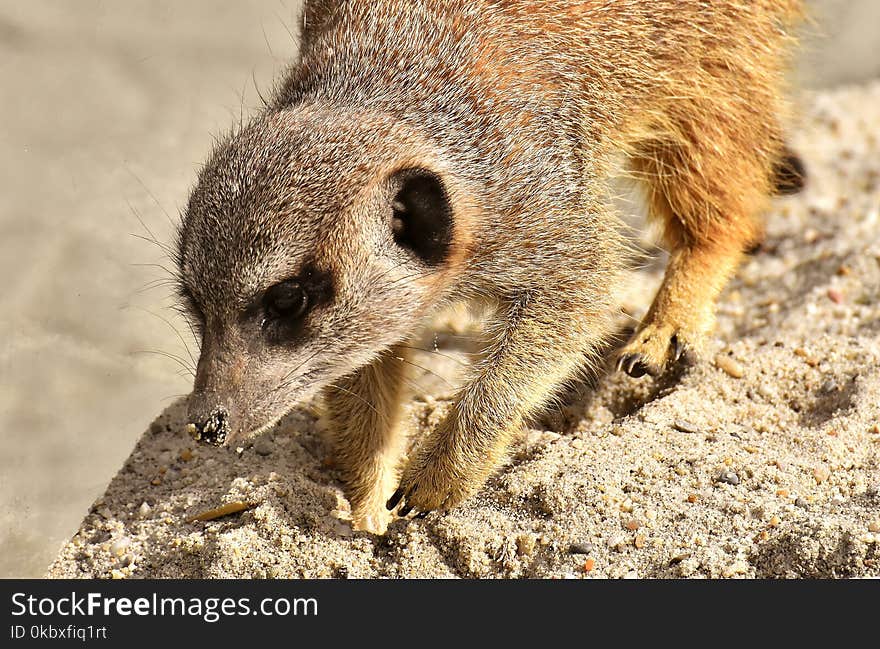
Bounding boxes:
[178,0,803,533]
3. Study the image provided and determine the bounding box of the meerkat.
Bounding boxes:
[177,0,805,534]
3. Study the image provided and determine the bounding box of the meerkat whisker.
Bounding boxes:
[134,349,195,377]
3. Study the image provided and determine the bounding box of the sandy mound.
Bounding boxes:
[49,82,880,579]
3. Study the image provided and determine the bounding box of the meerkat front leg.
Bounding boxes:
[387,293,614,515]
[324,346,410,534]
[617,242,745,377]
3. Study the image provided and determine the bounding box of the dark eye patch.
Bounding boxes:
[264,281,308,320]
[258,263,334,343]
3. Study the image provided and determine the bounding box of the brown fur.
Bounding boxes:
[177,0,803,533]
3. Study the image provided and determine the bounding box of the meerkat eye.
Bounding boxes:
[390,168,453,266]
[264,280,309,320]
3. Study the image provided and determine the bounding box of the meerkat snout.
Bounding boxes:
[186,407,231,447]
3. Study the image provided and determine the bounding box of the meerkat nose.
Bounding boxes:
[188,408,230,447]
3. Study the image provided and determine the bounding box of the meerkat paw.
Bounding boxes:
[345,464,400,535]
[386,457,472,518]
[616,320,703,378]
[350,505,392,535]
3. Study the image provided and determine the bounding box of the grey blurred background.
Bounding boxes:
[0,1,877,578]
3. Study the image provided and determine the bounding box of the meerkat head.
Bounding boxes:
[176,108,470,447]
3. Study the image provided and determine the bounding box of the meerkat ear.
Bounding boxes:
[389,168,453,266]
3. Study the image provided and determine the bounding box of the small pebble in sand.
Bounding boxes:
[795,497,809,509]
[714,354,744,378]
[179,448,193,462]
[717,471,741,486]
[582,558,596,573]
[827,288,844,304]
[188,501,254,523]
[687,494,699,503]
[768,515,781,528]
[722,561,749,577]
[625,519,641,531]
[254,438,273,456]
[868,521,880,533]
[515,534,535,557]
[673,419,701,434]
[813,465,831,484]
[793,347,820,367]
[758,384,778,400]
[871,424,880,435]
[669,552,689,565]
[137,502,151,518]
[110,538,130,556]
[634,534,646,549]
[568,542,593,555]
[776,489,789,498]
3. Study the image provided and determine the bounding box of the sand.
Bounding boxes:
[0,0,301,579]
[47,81,880,579]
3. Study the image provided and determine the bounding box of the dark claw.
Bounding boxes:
[386,488,404,511]
[745,239,764,256]
[679,348,698,367]
[671,335,684,363]
[619,353,652,378]
[772,149,807,196]
[628,360,649,378]
[415,511,429,519]
[397,503,413,517]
